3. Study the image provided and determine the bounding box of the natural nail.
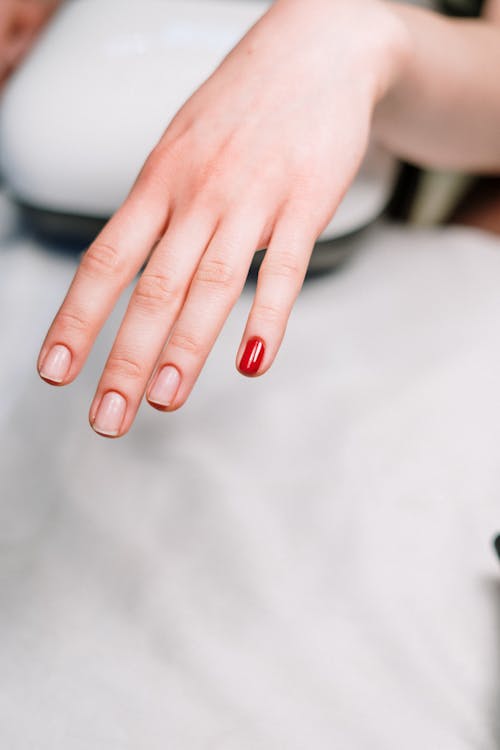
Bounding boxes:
[92,392,127,437]
[39,344,72,383]
[148,365,181,408]
[239,337,265,376]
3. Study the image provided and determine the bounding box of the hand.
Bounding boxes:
[37,0,409,438]
[0,0,60,86]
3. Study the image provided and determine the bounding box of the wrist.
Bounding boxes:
[365,1,414,106]
[372,4,432,150]
[273,0,413,106]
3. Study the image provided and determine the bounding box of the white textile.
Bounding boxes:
[0,194,499,749]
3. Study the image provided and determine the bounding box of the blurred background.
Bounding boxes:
[1,2,500,749]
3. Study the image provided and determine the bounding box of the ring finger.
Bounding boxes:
[145,209,267,414]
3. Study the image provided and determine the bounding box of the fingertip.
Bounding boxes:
[237,364,269,379]
[237,336,266,376]
[147,364,181,410]
[147,401,171,413]
[89,391,128,438]
[38,344,72,385]
[147,395,185,413]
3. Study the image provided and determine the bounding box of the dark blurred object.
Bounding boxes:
[493,534,500,562]
[449,177,500,235]
[18,201,365,278]
[19,202,106,254]
[386,163,422,223]
[439,0,485,16]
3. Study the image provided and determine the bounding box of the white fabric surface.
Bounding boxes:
[1,193,499,749]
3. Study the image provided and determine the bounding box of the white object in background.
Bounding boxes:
[0,0,397,241]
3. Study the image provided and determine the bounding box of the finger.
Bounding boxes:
[0,60,11,87]
[4,31,35,68]
[13,1,51,31]
[236,211,318,377]
[5,2,48,62]
[146,211,265,413]
[37,152,171,386]
[88,207,218,438]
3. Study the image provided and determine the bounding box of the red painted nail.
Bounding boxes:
[239,337,265,376]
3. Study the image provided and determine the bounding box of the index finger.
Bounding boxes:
[37,157,170,386]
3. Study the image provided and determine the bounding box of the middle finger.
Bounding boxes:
[89,206,217,437]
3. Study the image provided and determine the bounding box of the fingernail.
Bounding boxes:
[39,344,72,383]
[92,392,127,437]
[239,337,265,376]
[148,366,181,408]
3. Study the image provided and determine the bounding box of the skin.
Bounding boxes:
[375,0,500,170]
[0,0,60,86]
[484,0,500,22]
[33,0,500,438]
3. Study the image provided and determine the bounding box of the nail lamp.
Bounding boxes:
[0,0,397,248]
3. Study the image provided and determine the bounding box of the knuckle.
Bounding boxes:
[194,257,236,290]
[196,158,226,192]
[81,242,123,278]
[253,302,283,325]
[134,272,182,312]
[191,175,227,212]
[57,309,92,336]
[169,330,200,356]
[261,251,302,281]
[135,133,190,195]
[153,132,190,168]
[136,154,160,189]
[105,352,144,380]
[139,144,177,189]
[289,146,319,180]
[136,156,160,190]
[288,166,323,205]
